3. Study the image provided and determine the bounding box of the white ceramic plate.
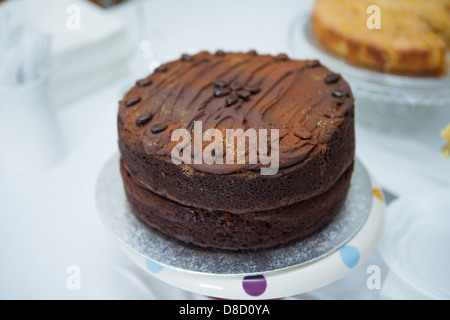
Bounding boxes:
[379,189,450,299]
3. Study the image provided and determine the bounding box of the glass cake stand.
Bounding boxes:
[95,153,385,300]
[287,13,450,130]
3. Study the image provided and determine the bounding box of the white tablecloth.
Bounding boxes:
[1,0,449,300]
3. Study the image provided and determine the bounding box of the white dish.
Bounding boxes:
[379,189,450,299]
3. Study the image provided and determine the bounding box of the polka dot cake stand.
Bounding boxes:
[96,154,385,300]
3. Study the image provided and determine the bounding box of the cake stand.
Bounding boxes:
[96,154,385,300]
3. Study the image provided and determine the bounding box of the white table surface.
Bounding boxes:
[1,0,449,300]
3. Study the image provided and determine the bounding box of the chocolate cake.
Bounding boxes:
[118,50,355,250]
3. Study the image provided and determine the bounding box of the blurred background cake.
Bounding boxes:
[312,0,450,76]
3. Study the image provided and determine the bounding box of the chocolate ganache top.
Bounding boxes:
[118,50,353,174]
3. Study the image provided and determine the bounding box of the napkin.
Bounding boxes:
[0,5,51,85]
[1,0,130,106]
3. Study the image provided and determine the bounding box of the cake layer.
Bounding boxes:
[118,51,355,213]
[120,160,354,250]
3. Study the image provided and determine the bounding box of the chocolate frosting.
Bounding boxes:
[118,51,353,174]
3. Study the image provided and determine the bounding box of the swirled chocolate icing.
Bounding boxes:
[118,51,353,175]
[118,51,355,248]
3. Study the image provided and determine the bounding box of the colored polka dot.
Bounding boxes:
[146,259,163,274]
[373,188,384,202]
[242,275,267,296]
[340,245,360,268]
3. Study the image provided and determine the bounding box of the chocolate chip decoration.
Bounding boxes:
[236,89,251,101]
[136,79,152,87]
[150,123,168,133]
[212,77,260,104]
[213,79,228,88]
[155,65,168,73]
[247,49,257,55]
[332,90,350,98]
[275,53,289,61]
[215,50,226,56]
[181,54,192,62]
[226,94,239,106]
[306,60,321,68]
[325,73,340,84]
[136,113,153,127]
[125,97,141,107]
[214,88,231,97]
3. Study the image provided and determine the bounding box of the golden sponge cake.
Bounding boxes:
[312,0,450,76]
